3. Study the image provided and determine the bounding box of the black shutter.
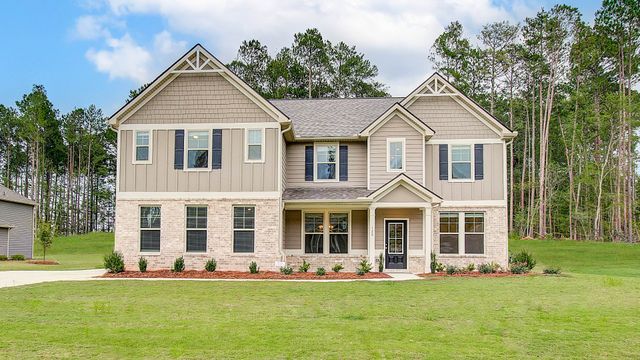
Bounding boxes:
[212,129,222,169]
[305,145,313,181]
[474,144,484,180]
[174,130,184,170]
[439,144,448,180]
[339,144,348,181]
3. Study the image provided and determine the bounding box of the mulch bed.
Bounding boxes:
[26,260,60,265]
[417,272,531,278]
[102,270,391,280]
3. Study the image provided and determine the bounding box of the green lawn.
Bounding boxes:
[0,238,638,359]
[0,232,113,271]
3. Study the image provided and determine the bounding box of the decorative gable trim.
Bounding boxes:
[109,44,290,128]
[359,103,435,138]
[365,173,442,204]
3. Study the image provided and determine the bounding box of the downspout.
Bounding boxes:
[279,123,293,263]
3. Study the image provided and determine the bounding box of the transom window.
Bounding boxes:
[329,213,348,254]
[186,206,207,252]
[246,129,264,162]
[439,212,459,254]
[464,213,484,254]
[233,206,255,253]
[451,145,472,180]
[134,131,151,162]
[187,130,209,169]
[140,206,161,252]
[304,213,324,253]
[387,138,405,171]
[315,144,338,180]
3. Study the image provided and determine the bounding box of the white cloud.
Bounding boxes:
[86,34,152,84]
[154,31,187,57]
[74,15,111,40]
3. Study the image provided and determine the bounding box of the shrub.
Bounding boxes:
[490,262,502,272]
[358,258,373,273]
[332,263,344,273]
[10,254,25,261]
[355,267,365,276]
[543,266,561,275]
[478,263,495,274]
[445,265,460,275]
[315,267,326,276]
[378,253,384,272]
[249,261,259,274]
[280,265,293,275]
[435,262,446,272]
[466,263,476,272]
[172,257,185,272]
[138,257,148,272]
[510,250,536,270]
[298,259,311,273]
[510,263,529,274]
[0,255,7,261]
[103,251,125,273]
[430,252,437,273]
[205,258,217,272]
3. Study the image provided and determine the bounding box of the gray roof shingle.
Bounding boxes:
[270,97,401,138]
[283,187,371,201]
[0,184,37,206]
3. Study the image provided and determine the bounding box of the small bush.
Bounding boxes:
[358,258,373,273]
[490,262,502,272]
[478,263,495,274]
[0,255,7,261]
[445,265,460,275]
[10,254,25,261]
[435,262,445,272]
[378,253,384,272]
[355,267,365,276]
[280,265,293,275]
[298,259,311,273]
[103,251,125,273]
[509,250,536,270]
[249,261,259,274]
[466,263,476,272]
[172,256,185,272]
[204,258,217,272]
[543,266,561,275]
[430,253,439,273]
[138,257,148,272]
[332,263,344,273]
[510,262,529,274]
[315,267,326,276]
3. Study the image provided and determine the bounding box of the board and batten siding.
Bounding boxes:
[0,201,34,258]
[375,208,423,251]
[122,73,277,125]
[119,128,279,192]
[284,209,368,251]
[407,97,499,140]
[425,143,504,200]
[369,115,424,189]
[286,142,367,188]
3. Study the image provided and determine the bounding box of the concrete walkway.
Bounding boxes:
[0,269,106,288]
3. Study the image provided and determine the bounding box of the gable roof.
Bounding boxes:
[269,97,400,138]
[359,103,435,137]
[109,44,290,128]
[366,173,442,204]
[0,184,37,206]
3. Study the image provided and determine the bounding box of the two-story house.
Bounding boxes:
[109,44,516,273]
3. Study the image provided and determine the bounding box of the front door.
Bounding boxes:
[385,220,407,270]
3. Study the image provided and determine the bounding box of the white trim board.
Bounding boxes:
[119,122,281,130]
[117,191,281,201]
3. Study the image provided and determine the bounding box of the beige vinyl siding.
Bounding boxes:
[0,201,34,258]
[285,142,367,188]
[407,97,498,139]
[351,210,368,250]
[119,128,278,192]
[284,210,302,249]
[369,115,423,189]
[425,143,504,200]
[375,208,422,250]
[378,186,425,203]
[0,228,7,256]
[123,73,276,124]
[281,135,287,191]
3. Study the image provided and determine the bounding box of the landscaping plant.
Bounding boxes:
[279,265,293,275]
[37,221,53,261]
[205,258,217,272]
[466,263,476,272]
[543,266,562,275]
[10,254,25,261]
[172,257,185,272]
[298,259,310,273]
[510,263,529,274]
[509,249,536,270]
[331,263,344,273]
[138,257,148,272]
[249,261,259,274]
[0,255,7,261]
[478,263,495,274]
[446,265,460,275]
[357,258,372,274]
[378,253,384,272]
[355,267,365,276]
[315,267,326,276]
[103,251,125,273]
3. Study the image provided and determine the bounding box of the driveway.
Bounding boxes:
[0,269,105,288]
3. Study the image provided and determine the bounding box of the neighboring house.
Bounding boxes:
[109,44,516,273]
[0,184,37,258]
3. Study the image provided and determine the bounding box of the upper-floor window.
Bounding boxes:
[187,130,209,169]
[387,138,405,172]
[134,130,151,163]
[315,143,338,181]
[245,129,264,162]
[451,145,472,180]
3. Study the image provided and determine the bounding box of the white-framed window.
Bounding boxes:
[304,212,324,253]
[140,206,161,252]
[450,145,473,180]
[133,130,152,164]
[233,206,255,253]
[186,206,207,253]
[464,213,484,254]
[329,213,348,254]
[387,138,405,172]
[245,128,265,162]
[314,143,338,181]
[438,212,485,255]
[186,130,210,169]
[439,212,459,254]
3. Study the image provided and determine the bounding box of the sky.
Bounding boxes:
[0,0,602,117]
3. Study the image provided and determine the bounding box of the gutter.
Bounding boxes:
[278,123,293,264]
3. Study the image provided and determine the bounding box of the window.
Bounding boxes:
[451,145,472,180]
[140,206,161,252]
[186,206,207,252]
[245,129,264,162]
[464,213,484,254]
[439,212,459,254]
[233,206,255,253]
[304,213,324,253]
[187,130,209,169]
[134,131,151,163]
[329,213,348,254]
[387,138,405,171]
[315,144,338,180]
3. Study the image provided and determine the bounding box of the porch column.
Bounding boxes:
[424,205,432,273]
[368,205,377,266]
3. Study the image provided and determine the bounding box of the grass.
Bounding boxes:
[0,237,638,359]
[0,232,113,271]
